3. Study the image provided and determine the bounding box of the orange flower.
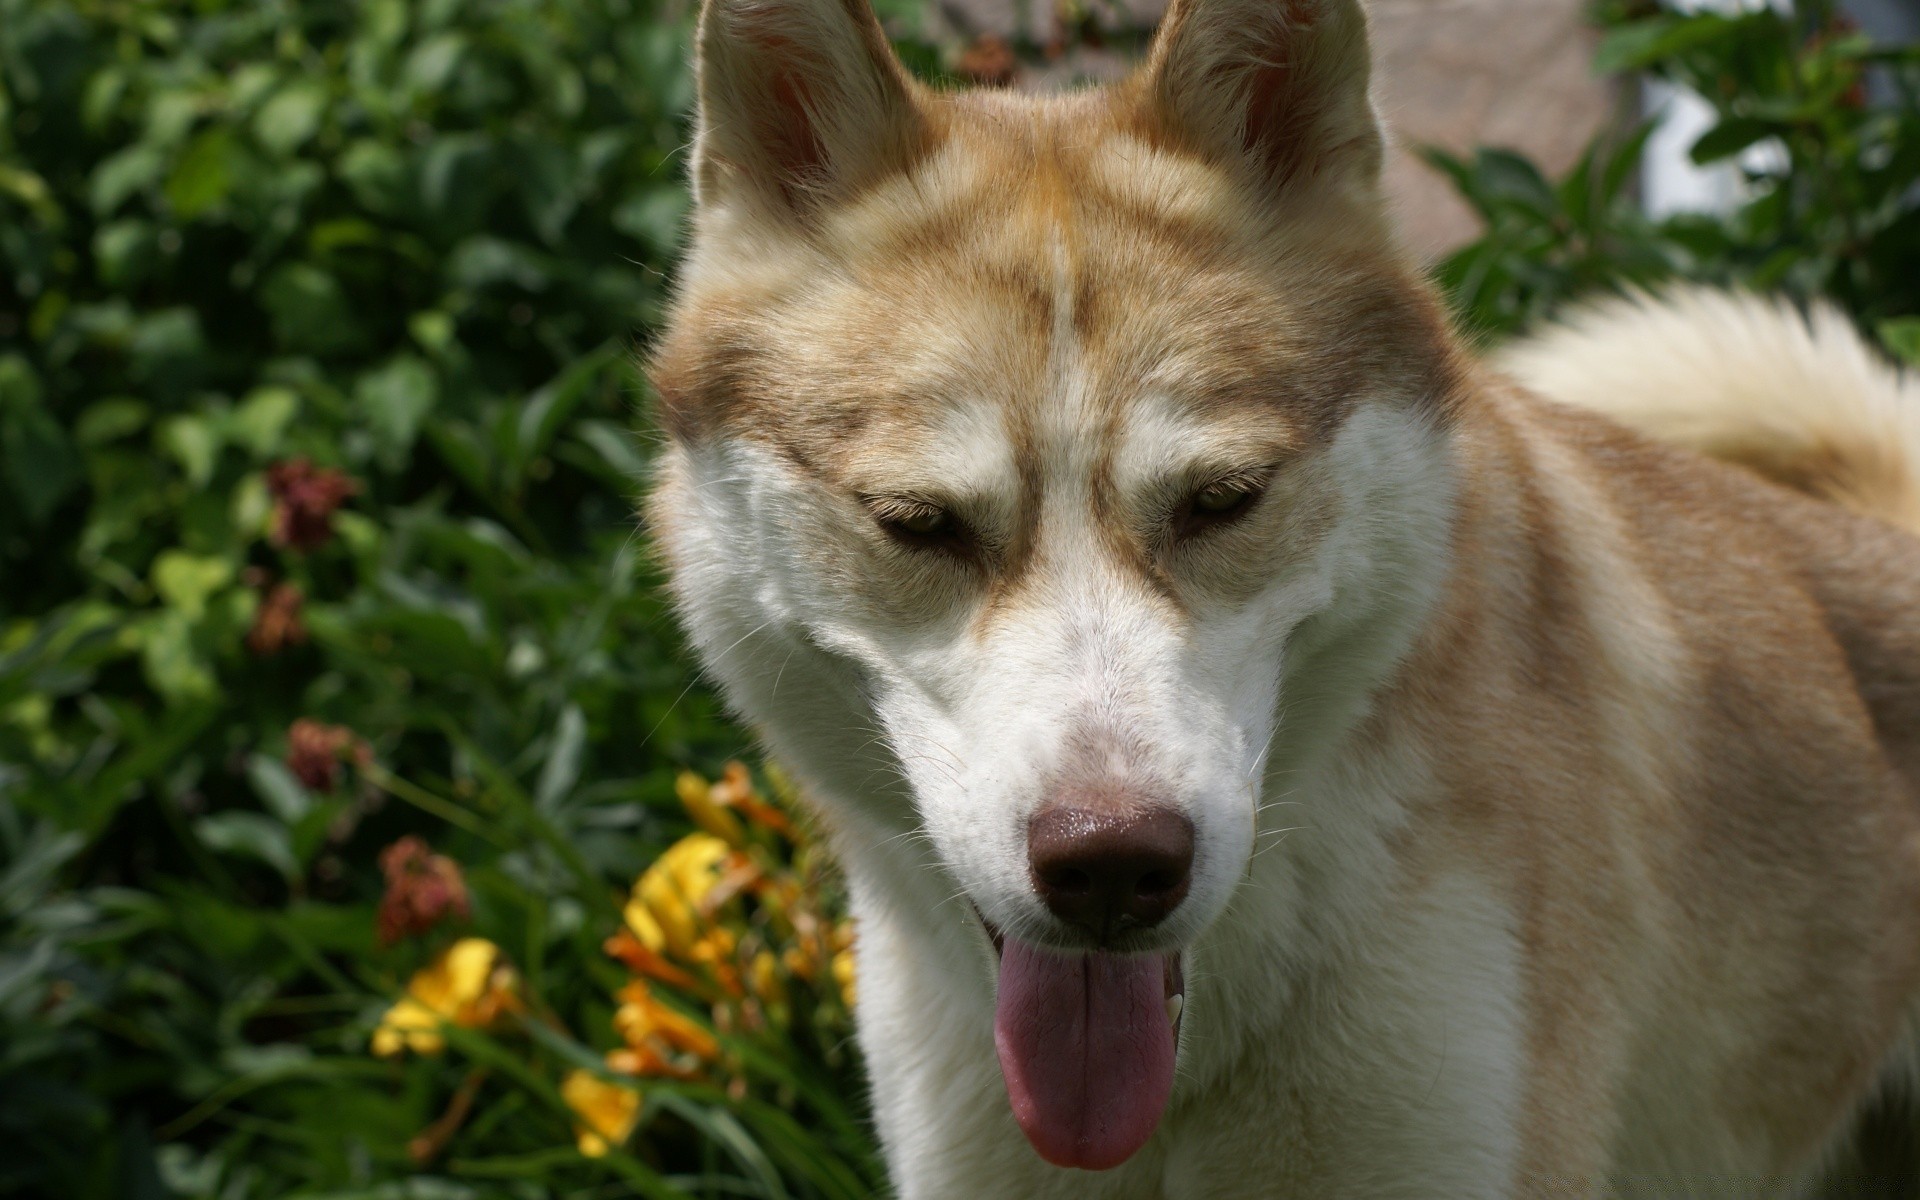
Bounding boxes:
[713,761,796,838]
[602,928,699,989]
[371,938,520,1057]
[561,1066,640,1158]
[611,980,720,1076]
[678,763,796,844]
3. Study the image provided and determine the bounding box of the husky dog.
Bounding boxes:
[646,0,1920,1192]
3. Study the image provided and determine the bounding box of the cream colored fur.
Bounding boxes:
[1500,287,1920,535]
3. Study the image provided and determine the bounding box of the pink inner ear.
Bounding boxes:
[759,52,830,196]
[1230,5,1346,186]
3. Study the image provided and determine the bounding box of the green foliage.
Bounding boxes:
[1432,0,1920,361]
[0,0,879,1195]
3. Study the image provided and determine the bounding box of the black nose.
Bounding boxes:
[1027,804,1194,939]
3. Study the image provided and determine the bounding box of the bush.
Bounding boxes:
[1430,0,1920,360]
[0,0,878,1194]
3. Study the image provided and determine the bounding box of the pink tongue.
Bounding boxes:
[993,936,1174,1170]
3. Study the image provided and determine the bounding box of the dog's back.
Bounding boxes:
[1503,290,1920,831]
[1399,356,1920,1187]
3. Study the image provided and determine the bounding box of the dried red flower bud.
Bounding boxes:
[286,718,364,791]
[376,835,472,945]
[957,34,1018,88]
[266,459,358,552]
[247,581,308,656]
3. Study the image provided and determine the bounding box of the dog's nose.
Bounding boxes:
[1027,804,1194,937]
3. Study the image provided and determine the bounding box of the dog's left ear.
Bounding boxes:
[692,0,926,221]
[1133,0,1381,199]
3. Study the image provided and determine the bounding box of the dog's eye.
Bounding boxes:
[1193,483,1251,514]
[1176,478,1265,538]
[869,498,969,552]
[894,508,951,537]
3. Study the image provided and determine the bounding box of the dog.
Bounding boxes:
[645,0,1920,1192]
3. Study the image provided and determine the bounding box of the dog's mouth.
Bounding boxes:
[980,915,1185,1171]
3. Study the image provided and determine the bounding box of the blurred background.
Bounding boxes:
[1,0,1916,1196]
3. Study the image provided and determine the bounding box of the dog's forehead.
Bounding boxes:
[657,98,1440,477]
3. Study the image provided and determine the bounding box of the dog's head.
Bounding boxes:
[650,0,1464,1171]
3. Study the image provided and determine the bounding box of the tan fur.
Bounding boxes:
[650,0,1920,1192]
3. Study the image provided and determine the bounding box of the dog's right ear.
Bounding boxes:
[692,0,926,221]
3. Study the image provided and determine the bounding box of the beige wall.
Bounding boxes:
[930,0,1619,259]
[1370,0,1616,256]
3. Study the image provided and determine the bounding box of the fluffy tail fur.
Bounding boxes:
[1496,287,1920,536]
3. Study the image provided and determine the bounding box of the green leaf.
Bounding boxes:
[534,703,586,811]
[408,310,456,354]
[336,139,408,215]
[138,611,216,703]
[150,551,233,620]
[74,398,149,446]
[254,80,328,156]
[573,418,651,482]
[353,355,438,468]
[517,139,579,245]
[1600,121,1659,207]
[89,145,164,216]
[227,386,300,457]
[0,163,60,223]
[0,409,80,524]
[612,186,691,253]
[247,754,311,824]
[1690,117,1776,165]
[260,262,363,356]
[0,356,80,524]
[93,219,157,288]
[1592,14,1731,75]
[193,811,299,882]
[127,307,208,389]
[1879,318,1920,368]
[446,236,549,292]
[164,128,241,220]
[405,31,467,94]
[514,342,616,474]
[157,414,224,488]
[418,134,492,230]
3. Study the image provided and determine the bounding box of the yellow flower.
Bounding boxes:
[831,947,856,1008]
[562,1066,640,1158]
[677,769,746,846]
[748,949,782,1007]
[371,937,519,1057]
[623,832,733,959]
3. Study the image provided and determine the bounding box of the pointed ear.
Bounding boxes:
[1134,0,1381,197]
[693,0,926,218]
